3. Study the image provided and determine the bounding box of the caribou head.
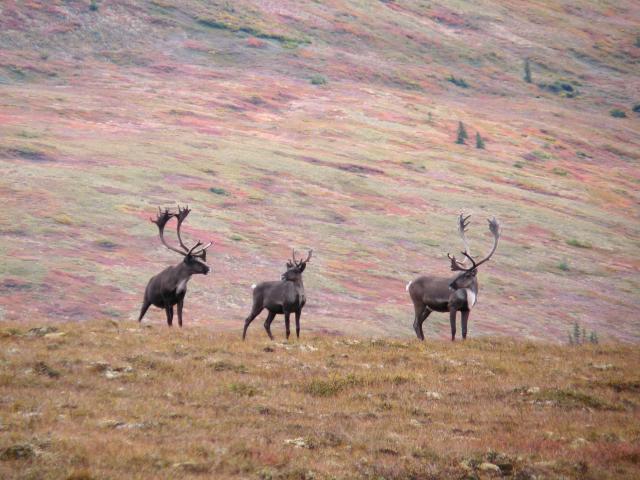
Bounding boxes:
[282,249,313,281]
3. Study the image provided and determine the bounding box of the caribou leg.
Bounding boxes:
[284,312,291,340]
[413,304,431,341]
[263,311,276,340]
[242,306,263,340]
[418,309,431,341]
[177,298,184,328]
[138,301,151,322]
[166,306,174,327]
[449,308,457,341]
[461,310,470,340]
[295,310,301,339]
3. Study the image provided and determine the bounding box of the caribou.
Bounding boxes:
[138,206,212,327]
[242,250,312,341]
[407,213,500,341]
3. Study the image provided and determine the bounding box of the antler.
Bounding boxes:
[474,217,500,268]
[448,213,473,270]
[457,213,472,263]
[288,249,313,268]
[151,206,213,258]
[151,208,187,256]
[448,252,467,271]
[190,241,212,260]
[174,205,192,252]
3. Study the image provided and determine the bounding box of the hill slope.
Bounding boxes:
[0,1,639,340]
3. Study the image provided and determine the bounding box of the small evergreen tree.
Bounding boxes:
[456,121,468,144]
[568,321,599,346]
[524,59,532,83]
[90,0,98,11]
[573,322,581,344]
[475,132,485,149]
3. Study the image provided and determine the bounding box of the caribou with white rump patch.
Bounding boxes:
[138,206,212,327]
[407,213,500,341]
[243,250,312,341]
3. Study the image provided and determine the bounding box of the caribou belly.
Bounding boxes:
[465,289,477,310]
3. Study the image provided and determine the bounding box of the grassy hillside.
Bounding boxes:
[0,1,639,340]
[1,320,639,479]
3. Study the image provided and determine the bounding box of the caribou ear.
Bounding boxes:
[298,262,307,273]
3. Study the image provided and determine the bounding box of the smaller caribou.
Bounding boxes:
[407,213,500,341]
[138,206,212,327]
[243,250,312,341]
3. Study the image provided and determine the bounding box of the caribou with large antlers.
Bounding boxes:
[138,206,212,327]
[407,213,500,341]
[242,250,312,340]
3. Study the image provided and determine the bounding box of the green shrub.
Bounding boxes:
[566,238,591,249]
[229,383,258,397]
[632,103,640,113]
[90,0,98,11]
[96,240,119,250]
[198,18,231,30]
[209,187,228,195]
[475,132,485,149]
[310,74,327,85]
[538,80,579,97]
[447,75,469,88]
[610,108,626,118]
[557,258,569,271]
[303,374,363,397]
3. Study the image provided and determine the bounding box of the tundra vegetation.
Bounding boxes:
[0,321,638,479]
[0,1,639,476]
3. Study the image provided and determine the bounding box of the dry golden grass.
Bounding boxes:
[1,320,638,479]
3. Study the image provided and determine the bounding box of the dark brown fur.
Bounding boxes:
[138,206,212,327]
[408,215,500,341]
[243,250,312,340]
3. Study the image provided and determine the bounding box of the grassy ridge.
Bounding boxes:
[1,320,639,479]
